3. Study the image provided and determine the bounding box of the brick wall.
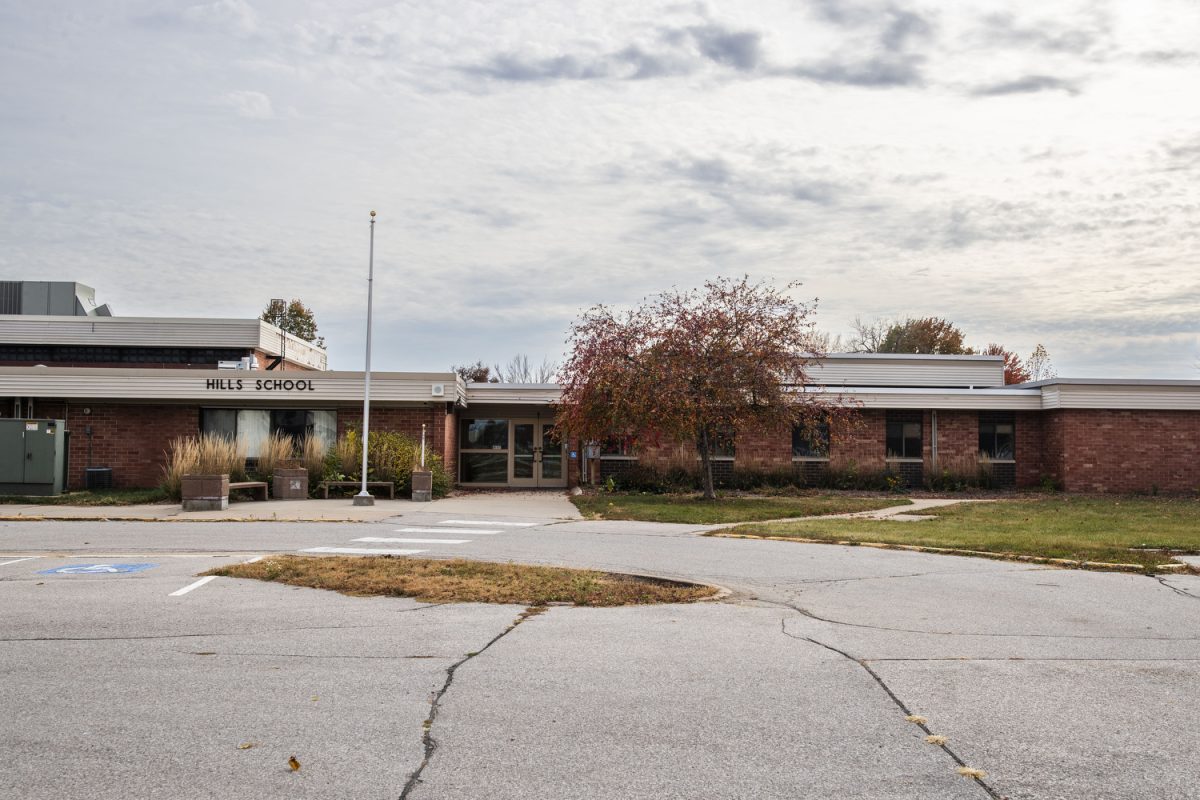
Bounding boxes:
[1014,411,1045,488]
[1049,409,1200,493]
[33,401,199,489]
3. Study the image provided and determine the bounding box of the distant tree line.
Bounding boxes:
[452,354,559,384]
[842,316,1055,384]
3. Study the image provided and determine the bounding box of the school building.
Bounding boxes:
[1,282,1197,494]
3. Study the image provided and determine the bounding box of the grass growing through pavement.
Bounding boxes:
[713,496,1200,569]
[0,488,170,506]
[207,555,718,606]
[571,492,908,524]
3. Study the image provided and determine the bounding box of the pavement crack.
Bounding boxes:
[758,597,1200,641]
[780,617,1003,800]
[1154,576,1200,601]
[399,606,544,800]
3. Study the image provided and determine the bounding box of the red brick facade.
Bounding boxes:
[36,401,199,489]
[10,399,1200,494]
[614,408,1198,493]
[1039,409,1200,493]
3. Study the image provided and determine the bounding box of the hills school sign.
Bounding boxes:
[205,377,317,392]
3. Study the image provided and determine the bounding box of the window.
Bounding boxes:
[703,427,736,459]
[979,415,1015,460]
[461,419,508,450]
[200,408,336,458]
[459,419,510,484]
[792,420,830,458]
[600,434,637,457]
[885,414,922,459]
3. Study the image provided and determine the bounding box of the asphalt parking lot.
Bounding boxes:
[2,496,1199,799]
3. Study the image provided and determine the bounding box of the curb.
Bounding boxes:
[708,532,1189,573]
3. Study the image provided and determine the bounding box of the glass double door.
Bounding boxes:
[510,420,566,488]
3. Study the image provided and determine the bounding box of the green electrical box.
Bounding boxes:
[0,419,67,496]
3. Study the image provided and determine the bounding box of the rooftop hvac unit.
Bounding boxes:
[217,361,241,370]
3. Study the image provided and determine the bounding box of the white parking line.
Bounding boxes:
[301,547,427,556]
[0,557,39,567]
[439,520,539,527]
[395,527,500,535]
[169,576,217,597]
[354,537,470,545]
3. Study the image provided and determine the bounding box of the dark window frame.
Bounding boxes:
[978,413,1016,461]
[792,420,831,459]
[885,413,923,460]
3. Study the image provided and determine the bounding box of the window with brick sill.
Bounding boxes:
[885,415,922,460]
[698,428,735,461]
[598,435,639,460]
[978,414,1016,462]
[792,420,830,461]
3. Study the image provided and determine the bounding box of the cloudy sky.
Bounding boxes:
[1,0,1197,377]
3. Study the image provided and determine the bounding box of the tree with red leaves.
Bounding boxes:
[556,276,849,500]
[982,343,1031,384]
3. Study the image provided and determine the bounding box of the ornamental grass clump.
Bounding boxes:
[252,432,294,484]
[161,434,247,500]
[301,435,328,489]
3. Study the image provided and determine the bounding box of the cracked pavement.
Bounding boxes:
[2,502,1199,799]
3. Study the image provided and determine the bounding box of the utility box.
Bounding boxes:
[0,419,67,496]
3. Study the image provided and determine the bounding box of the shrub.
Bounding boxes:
[326,430,451,498]
[161,434,247,500]
[923,453,994,491]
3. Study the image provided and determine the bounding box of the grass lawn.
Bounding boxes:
[207,556,717,606]
[571,492,909,524]
[0,487,170,506]
[713,496,1200,569]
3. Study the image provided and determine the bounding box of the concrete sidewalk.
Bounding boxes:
[0,490,583,523]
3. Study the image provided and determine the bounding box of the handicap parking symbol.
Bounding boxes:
[39,563,158,576]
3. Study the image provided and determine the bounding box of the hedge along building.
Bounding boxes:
[2,353,1199,494]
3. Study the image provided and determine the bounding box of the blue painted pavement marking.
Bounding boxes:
[38,563,158,576]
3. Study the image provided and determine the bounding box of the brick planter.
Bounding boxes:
[273,468,309,500]
[182,474,229,512]
[411,470,433,502]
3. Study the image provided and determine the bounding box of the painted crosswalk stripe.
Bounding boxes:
[301,547,426,556]
[394,527,500,535]
[354,537,470,545]
[170,576,217,597]
[439,520,539,527]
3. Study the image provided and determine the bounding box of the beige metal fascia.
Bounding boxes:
[799,385,1042,410]
[0,367,458,404]
[1043,383,1200,411]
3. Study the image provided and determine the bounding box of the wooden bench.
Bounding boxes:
[318,480,395,499]
[228,481,269,501]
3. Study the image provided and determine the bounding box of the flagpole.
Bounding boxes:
[353,210,377,506]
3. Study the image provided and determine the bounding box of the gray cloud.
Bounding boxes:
[464,4,932,88]
[971,75,1082,97]
[683,24,764,71]
[975,11,1108,56]
[783,1,935,87]
[789,54,925,87]
[463,20,761,83]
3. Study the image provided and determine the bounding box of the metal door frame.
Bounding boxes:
[507,418,567,488]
